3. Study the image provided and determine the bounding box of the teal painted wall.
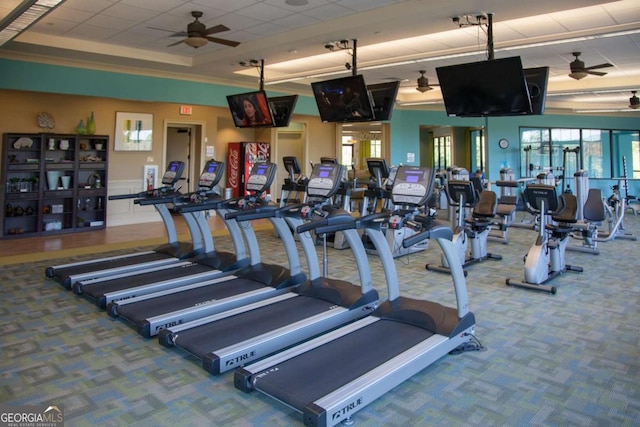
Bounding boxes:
[390,107,640,185]
[0,58,319,114]
[2,58,639,192]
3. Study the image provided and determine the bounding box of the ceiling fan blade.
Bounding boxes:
[147,26,177,33]
[203,24,231,35]
[167,39,185,47]
[585,63,613,70]
[586,70,608,76]
[205,36,240,47]
[168,31,188,38]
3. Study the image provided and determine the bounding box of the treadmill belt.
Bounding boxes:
[255,319,434,411]
[81,263,215,298]
[117,276,264,324]
[176,296,334,358]
[55,252,169,278]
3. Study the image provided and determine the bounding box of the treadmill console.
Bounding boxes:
[282,156,301,181]
[197,160,225,189]
[385,166,398,191]
[246,162,277,193]
[366,157,389,188]
[307,163,344,198]
[391,166,435,206]
[161,161,185,186]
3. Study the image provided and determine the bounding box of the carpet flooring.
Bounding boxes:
[1,212,639,426]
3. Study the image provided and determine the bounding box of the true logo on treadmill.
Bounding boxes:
[225,350,256,367]
[331,397,363,422]
[155,320,183,332]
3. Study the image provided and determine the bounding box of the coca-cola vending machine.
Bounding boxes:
[226,142,271,197]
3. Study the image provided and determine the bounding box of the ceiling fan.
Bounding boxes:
[150,11,240,49]
[568,52,613,80]
[416,70,438,93]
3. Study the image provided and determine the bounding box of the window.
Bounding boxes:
[520,127,639,180]
[521,127,550,177]
[369,139,381,158]
[612,130,640,179]
[433,135,451,171]
[341,143,354,167]
[582,129,607,178]
[470,129,485,173]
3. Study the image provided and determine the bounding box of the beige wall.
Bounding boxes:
[0,89,337,226]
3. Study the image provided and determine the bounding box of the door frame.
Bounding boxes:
[163,119,206,193]
[271,120,308,203]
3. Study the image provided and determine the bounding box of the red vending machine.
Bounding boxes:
[227,142,271,197]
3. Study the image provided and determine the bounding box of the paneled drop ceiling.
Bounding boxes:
[2,0,640,113]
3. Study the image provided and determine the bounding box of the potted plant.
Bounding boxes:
[30,176,39,191]
[8,177,19,192]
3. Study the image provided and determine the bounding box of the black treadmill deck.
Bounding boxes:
[253,319,434,411]
[175,295,336,359]
[116,276,264,324]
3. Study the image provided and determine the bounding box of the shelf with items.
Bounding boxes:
[5,133,42,196]
[76,189,106,229]
[43,134,76,166]
[4,198,39,237]
[1,132,110,238]
[78,135,108,157]
[41,196,75,233]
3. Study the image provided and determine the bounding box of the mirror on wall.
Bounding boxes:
[340,122,386,171]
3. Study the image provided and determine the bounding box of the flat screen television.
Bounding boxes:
[227,90,275,128]
[268,95,298,127]
[436,56,532,117]
[367,81,400,121]
[524,66,549,115]
[311,75,375,123]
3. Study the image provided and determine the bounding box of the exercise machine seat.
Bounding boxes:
[465,191,497,231]
[547,194,578,235]
[583,188,606,223]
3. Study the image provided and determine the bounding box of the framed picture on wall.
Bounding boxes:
[144,165,158,191]
[114,112,153,151]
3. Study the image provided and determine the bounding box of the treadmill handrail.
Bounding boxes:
[224,202,277,221]
[108,186,179,201]
[296,206,353,234]
[402,219,453,248]
[437,237,469,318]
[172,195,239,213]
[135,191,191,206]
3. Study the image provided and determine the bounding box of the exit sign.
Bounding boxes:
[179,105,193,115]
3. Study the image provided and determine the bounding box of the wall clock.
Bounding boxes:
[498,138,509,149]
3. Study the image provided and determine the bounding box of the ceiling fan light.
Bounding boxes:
[185,36,207,48]
[569,71,588,80]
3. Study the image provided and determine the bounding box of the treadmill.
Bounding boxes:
[106,162,308,338]
[157,163,380,375]
[279,156,307,207]
[72,160,248,308]
[45,161,195,289]
[235,166,478,427]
